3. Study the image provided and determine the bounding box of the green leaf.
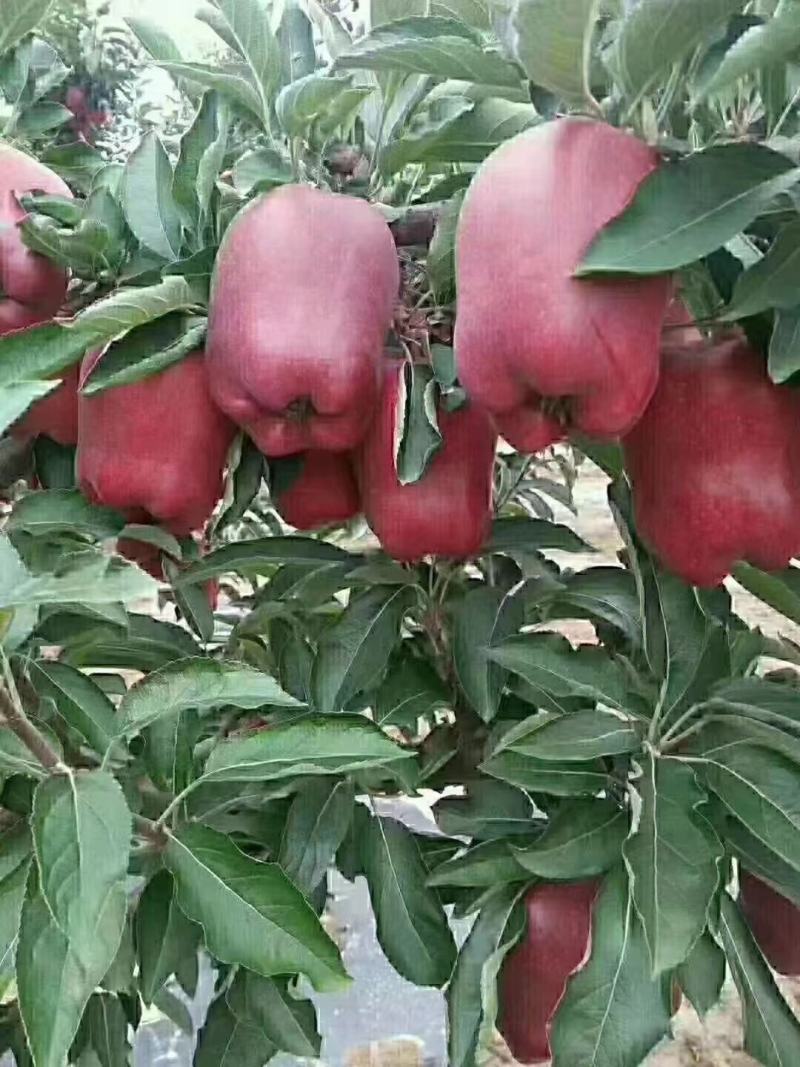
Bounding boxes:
[362,814,456,987]
[700,730,800,873]
[178,537,353,583]
[481,749,609,795]
[15,99,71,134]
[194,995,274,1067]
[312,586,413,713]
[488,516,593,554]
[174,92,229,231]
[487,632,632,713]
[728,815,800,906]
[41,141,105,195]
[453,587,522,724]
[447,885,526,1067]
[724,219,800,320]
[699,1,800,99]
[69,276,204,348]
[676,931,726,1018]
[579,144,800,276]
[769,305,800,383]
[497,708,641,761]
[19,215,112,281]
[0,0,56,57]
[7,489,124,540]
[0,825,31,979]
[73,993,130,1067]
[434,779,535,839]
[120,131,182,261]
[17,870,127,1067]
[732,562,800,626]
[718,891,800,1065]
[514,798,628,879]
[164,823,349,992]
[28,660,119,756]
[545,567,641,645]
[203,713,413,782]
[124,14,183,62]
[611,0,746,102]
[395,362,442,485]
[81,314,207,396]
[335,17,520,89]
[276,72,363,136]
[623,756,722,975]
[549,865,672,1067]
[231,148,293,195]
[279,778,354,894]
[32,770,131,968]
[159,61,263,122]
[0,323,88,388]
[135,869,200,1005]
[427,837,530,888]
[227,971,321,1059]
[380,98,535,174]
[0,381,59,436]
[0,726,54,778]
[278,0,316,84]
[513,0,600,103]
[120,658,302,734]
[374,652,450,729]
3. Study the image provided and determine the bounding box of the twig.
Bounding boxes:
[133,813,168,847]
[0,678,64,774]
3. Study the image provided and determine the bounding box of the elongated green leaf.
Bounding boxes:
[427,837,530,888]
[203,714,412,782]
[279,778,354,894]
[336,19,521,89]
[447,885,526,1067]
[434,779,535,840]
[0,380,58,436]
[700,1,800,100]
[719,892,800,1065]
[0,826,31,979]
[545,567,641,645]
[380,98,535,174]
[0,322,90,387]
[677,931,726,1019]
[725,219,800,319]
[120,658,302,733]
[120,131,182,261]
[362,814,456,987]
[135,870,201,1005]
[17,872,127,1067]
[623,756,722,975]
[7,489,124,540]
[159,61,264,121]
[227,971,321,1059]
[498,709,641,761]
[0,0,55,56]
[29,661,118,756]
[69,276,204,347]
[195,995,274,1067]
[481,749,609,796]
[700,730,800,872]
[579,144,800,276]
[453,586,523,723]
[513,0,599,103]
[32,770,131,968]
[732,562,800,626]
[769,305,800,383]
[73,993,131,1067]
[612,0,746,101]
[199,0,279,128]
[549,865,672,1066]
[173,92,229,229]
[81,314,207,396]
[312,586,413,713]
[178,537,352,583]
[488,633,632,713]
[124,14,183,62]
[165,823,348,992]
[514,799,627,879]
[489,516,593,554]
[374,652,450,728]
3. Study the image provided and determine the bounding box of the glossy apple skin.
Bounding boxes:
[274,450,360,530]
[499,880,601,1063]
[624,332,800,587]
[77,350,236,536]
[357,362,496,561]
[207,184,399,457]
[455,117,671,453]
[740,871,800,975]
[0,144,71,331]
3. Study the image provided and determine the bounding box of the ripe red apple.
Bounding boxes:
[740,870,800,975]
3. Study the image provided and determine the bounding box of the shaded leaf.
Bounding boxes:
[135,870,201,1005]
[514,798,627,879]
[278,777,354,894]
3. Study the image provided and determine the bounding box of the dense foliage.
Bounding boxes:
[2,1,800,1065]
